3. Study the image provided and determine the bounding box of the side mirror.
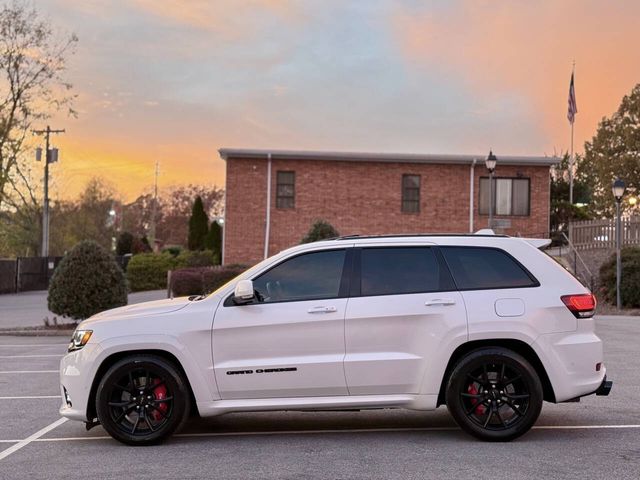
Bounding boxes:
[233,279,255,304]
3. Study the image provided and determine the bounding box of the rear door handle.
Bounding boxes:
[307,306,338,314]
[425,298,456,307]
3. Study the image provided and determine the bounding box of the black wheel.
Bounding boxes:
[96,355,190,445]
[446,347,543,442]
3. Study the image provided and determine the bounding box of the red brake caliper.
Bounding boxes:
[150,379,168,421]
[468,383,486,415]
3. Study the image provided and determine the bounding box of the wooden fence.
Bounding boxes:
[568,217,640,250]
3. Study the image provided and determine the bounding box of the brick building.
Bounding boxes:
[219,149,557,266]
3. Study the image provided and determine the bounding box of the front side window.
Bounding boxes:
[402,174,420,213]
[441,246,538,290]
[276,171,295,209]
[253,249,346,303]
[479,177,530,216]
[359,247,451,296]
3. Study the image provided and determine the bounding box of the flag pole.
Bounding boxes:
[569,61,575,205]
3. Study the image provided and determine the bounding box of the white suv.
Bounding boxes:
[59,233,611,444]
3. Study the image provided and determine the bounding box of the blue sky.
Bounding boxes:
[35,0,640,199]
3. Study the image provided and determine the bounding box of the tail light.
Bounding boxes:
[561,293,596,318]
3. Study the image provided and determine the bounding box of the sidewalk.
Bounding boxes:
[0,290,167,329]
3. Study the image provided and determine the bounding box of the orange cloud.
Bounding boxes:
[391,1,640,154]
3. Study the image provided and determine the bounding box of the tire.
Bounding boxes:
[445,347,543,442]
[96,354,190,445]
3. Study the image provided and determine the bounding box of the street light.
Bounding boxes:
[612,178,626,310]
[485,151,497,229]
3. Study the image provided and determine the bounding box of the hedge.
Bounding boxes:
[170,265,247,297]
[599,247,640,307]
[126,250,221,292]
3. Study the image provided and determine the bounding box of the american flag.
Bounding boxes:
[567,72,577,124]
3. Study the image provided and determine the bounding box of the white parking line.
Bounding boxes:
[0,396,60,400]
[0,355,63,358]
[0,370,58,374]
[0,418,67,461]
[0,423,639,446]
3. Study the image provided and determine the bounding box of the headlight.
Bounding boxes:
[68,330,92,352]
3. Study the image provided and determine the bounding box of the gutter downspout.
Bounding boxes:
[264,153,272,260]
[469,159,476,233]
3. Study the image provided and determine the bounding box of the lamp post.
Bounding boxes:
[612,178,626,310]
[485,151,497,229]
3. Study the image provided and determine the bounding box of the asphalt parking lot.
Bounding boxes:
[0,316,639,480]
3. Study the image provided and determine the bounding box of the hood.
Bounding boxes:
[83,296,193,325]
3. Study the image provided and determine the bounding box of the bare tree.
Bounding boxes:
[0,1,77,218]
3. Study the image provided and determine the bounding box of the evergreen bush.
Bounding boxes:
[48,241,127,320]
[599,247,640,308]
[301,219,340,243]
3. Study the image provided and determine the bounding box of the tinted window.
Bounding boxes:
[360,247,444,296]
[441,247,537,290]
[254,249,345,303]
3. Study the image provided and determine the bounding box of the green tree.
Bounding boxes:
[204,220,222,264]
[48,241,127,320]
[582,83,640,217]
[301,220,340,243]
[188,196,209,250]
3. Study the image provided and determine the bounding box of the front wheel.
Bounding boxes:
[446,347,543,441]
[96,355,190,445]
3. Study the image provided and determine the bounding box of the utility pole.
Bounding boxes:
[149,160,159,250]
[33,126,65,257]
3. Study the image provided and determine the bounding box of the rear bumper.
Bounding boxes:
[595,375,613,396]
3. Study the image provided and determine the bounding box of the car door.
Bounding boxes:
[213,247,351,399]
[344,244,467,395]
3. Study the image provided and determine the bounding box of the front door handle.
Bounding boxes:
[307,306,337,314]
[425,298,456,307]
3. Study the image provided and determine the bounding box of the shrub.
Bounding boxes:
[599,247,640,307]
[162,245,183,257]
[170,265,247,297]
[176,250,216,268]
[48,241,127,320]
[126,252,180,292]
[301,219,339,243]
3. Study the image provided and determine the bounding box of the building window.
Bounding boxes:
[402,174,420,213]
[276,171,295,209]
[479,177,530,216]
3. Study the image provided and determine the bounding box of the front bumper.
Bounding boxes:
[59,342,102,422]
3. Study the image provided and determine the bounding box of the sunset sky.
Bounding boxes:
[37,0,640,201]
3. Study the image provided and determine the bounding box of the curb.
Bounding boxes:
[0,329,74,337]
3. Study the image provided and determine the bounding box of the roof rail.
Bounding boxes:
[334,233,509,241]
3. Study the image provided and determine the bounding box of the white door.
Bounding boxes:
[213,248,350,399]
[344,245,467,395]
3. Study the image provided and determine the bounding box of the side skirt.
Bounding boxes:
[196,394,438,417]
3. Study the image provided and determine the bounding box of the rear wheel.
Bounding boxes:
[96,355,190,445]
[446,347,543,441]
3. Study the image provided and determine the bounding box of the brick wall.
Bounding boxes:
[223,157,550,265]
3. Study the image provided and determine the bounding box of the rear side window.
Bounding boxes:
[441,247,538,290]
[359,247,452,296]
[253,249,346,303]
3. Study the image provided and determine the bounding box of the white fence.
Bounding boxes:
[568,217,640,251]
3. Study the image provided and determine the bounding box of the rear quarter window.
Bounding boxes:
[441,246,538,290]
